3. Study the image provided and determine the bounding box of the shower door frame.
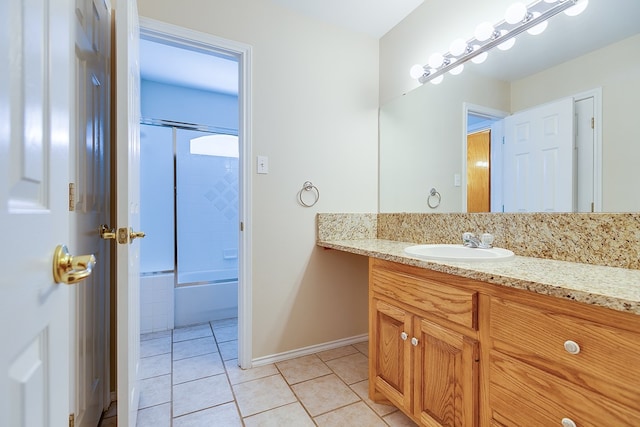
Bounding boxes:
[139,17,253,369]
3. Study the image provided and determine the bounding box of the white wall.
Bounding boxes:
[137,0,379,359]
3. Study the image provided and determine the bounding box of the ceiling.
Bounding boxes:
[139,0,640,94]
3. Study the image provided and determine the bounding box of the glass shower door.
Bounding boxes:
[175,128,239,286]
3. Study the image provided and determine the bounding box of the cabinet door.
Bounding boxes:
[370,298,413,411]
[414,319,479,427]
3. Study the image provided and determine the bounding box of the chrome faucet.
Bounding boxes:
[462,232,482,248]
[462,232,494,249]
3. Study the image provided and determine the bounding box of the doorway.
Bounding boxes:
[138,19,253,368]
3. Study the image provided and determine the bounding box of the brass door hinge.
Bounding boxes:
[240,221,244,231]
[68,183,75,212]
[591,117,595,129]
[69,413,75,427]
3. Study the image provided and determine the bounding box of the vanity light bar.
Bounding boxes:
[415,0,580,84]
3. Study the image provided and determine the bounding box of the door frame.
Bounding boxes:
[138,17,253,368]
[461,103,509,212]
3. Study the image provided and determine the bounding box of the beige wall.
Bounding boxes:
[511,34,640,212]
[137,0,379,359]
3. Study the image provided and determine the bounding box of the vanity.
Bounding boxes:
[317,213,640,427]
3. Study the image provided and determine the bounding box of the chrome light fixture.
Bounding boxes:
[410,0,589,84]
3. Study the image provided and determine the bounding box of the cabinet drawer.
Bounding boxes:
[490,351,640,427]
[490,297,640,409]
[371,267,477,330]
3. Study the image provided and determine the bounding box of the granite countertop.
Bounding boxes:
[317,238,640,315]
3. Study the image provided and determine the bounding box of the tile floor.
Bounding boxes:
[100,318,418,426]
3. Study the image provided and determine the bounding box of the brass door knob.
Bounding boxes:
[53,245,96,284]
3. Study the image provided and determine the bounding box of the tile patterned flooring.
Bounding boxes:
[100,318,418,426]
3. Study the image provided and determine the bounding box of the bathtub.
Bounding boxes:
[174,274,238,327]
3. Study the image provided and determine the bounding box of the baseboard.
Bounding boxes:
[251,333,368,367]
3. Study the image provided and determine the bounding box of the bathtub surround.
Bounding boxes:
[318,212,640,270]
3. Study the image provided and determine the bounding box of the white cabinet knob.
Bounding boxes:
[563,340,581,355]
[561,417,577,427]
[401,332,408,341]
[411,337,419,346]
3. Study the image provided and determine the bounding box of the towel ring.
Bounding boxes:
[298,181,320,207]
[427,188,441,209]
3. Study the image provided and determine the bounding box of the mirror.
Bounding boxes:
[379,0,640,213]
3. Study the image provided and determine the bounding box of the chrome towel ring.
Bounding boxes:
[298,181,320,207]
[427,188,441,208]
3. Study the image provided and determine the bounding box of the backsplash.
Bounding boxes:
[317,213,640,270]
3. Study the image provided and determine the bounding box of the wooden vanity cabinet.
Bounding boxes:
[488,294,640,427]
[368,257,640,427]
[369,258,480,427]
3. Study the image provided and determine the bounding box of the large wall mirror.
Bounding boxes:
[379,0,640,213]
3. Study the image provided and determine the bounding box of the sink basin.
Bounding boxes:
[404,244,514,262]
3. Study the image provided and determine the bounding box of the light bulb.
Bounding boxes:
[474,22,495,42]
[527,12,548,35]
[497,30,515,51]
[565,0,588,16]
[430,74,444,85]
[410,64,426,79]
[505,2,527,24]
[471,45,488,64]
[544,0,558,3]
[428,52,444,69]
[448,58,464,75]
[449,38,468,57]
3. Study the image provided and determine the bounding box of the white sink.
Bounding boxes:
[404,244,514,262]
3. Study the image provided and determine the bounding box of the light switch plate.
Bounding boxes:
[257,155,269,174]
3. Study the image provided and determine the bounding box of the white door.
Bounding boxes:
[115,0,142,425]
[0,0,74,426]
[503,97,574,212]
[71,0,112,425]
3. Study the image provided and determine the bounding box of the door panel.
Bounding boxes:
[467,130,491,213]
[370,299,412,411]
[0,0,72,425]
[72,0,111,425]
[415,319,478,427]
[503,98,574,212]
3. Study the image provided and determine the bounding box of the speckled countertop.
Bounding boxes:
[317,238,640,315]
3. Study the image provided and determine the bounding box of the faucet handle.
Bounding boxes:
[462,232,475,241]
[480,233,494,248]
